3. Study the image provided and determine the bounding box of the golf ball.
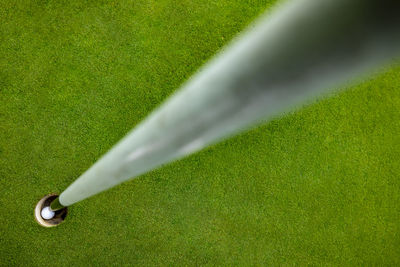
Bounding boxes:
[41,206,55,220]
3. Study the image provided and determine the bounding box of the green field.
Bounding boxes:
[1,0,400,265]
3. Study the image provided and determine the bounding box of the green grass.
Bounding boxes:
[1,0,400,265]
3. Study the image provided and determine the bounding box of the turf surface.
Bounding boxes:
[1,0,400,265]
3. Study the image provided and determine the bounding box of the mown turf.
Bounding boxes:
[1,0,400,265]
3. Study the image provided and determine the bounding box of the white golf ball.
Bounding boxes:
[41,206,55,220]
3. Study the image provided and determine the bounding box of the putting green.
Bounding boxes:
[1,0,399,265]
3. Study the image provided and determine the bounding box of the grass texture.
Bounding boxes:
[1,0,400,265]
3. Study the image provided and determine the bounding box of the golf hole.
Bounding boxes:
[34,194,68,227]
